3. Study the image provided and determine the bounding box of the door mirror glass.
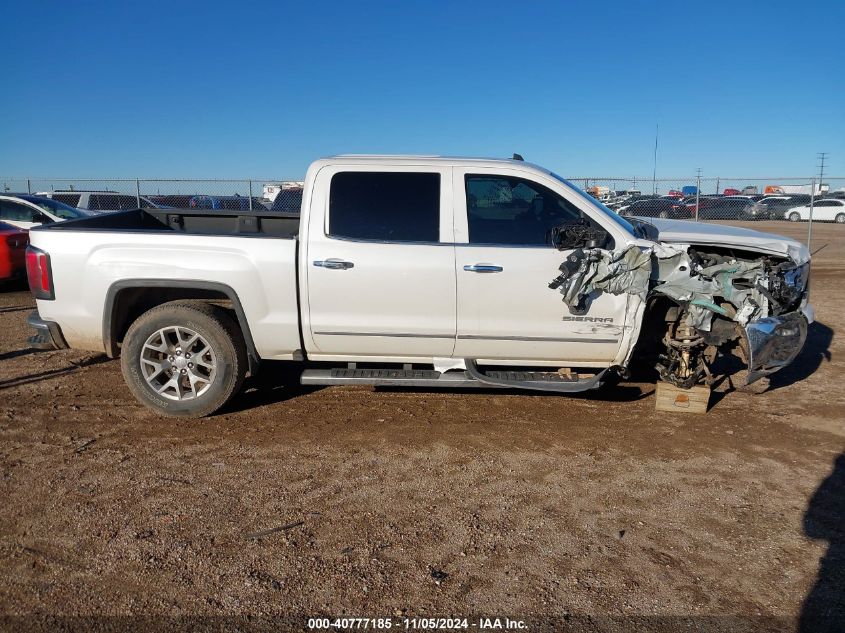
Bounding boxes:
[550,220,609,250]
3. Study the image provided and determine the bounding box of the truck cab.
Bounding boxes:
[300,157,633,367]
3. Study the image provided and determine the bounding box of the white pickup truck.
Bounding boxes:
[24,155,813,417]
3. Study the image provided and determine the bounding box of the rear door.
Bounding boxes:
[452,167,629,364]
[304,166,456,359]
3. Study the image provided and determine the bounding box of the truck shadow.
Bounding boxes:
[0,354,113,390]
[767,321,833,391]
[800,452,845,632]
[704,320,832,396]
[221,362,323,413]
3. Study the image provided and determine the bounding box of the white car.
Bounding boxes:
[786,198,845,223]
[0,194,93,229]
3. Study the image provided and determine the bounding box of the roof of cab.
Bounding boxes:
[320,154,552,174]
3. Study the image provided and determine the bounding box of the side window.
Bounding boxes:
[0,201,36,222]
[465,175,583,246]
[118,195,139,209]
[53,194,81,207]
[89,195,103,210]
[329,172,440,242]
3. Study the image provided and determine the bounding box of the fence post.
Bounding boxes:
[27,178,31,194]
[248,180,253,211]
[135,179,141,208]
[695,169,701,222]
[807,178,815,251]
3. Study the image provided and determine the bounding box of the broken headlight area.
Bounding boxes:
[549,243,809,389]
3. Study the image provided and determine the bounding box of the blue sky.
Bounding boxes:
[3,0,843,178]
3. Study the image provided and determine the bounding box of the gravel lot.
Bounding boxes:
[0,221,842,632]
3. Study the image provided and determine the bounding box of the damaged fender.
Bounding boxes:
[549,240,810,388]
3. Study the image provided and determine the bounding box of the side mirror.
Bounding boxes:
[550,220,609,251]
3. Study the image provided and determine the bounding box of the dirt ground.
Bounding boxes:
[0,221,843,632]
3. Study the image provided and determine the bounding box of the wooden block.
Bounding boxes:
[655,381,711,414]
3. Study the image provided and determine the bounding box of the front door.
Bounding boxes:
[305,167,456,359]
[452,168,629,364]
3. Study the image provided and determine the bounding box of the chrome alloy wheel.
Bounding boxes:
[139,326,217,401]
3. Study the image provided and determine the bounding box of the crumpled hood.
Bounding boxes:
[636,217,810,264]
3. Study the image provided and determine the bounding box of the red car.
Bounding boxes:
[0,222,28,282]
[723,188,741,196]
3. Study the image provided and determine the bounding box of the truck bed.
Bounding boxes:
[29,208,303,361]
[41,208,301,239]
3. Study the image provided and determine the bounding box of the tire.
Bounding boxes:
[120,301,247,418]
[658,210,669,219]
[789,212,801,222]
[836,213,845,224]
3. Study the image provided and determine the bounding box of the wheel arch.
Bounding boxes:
[103,279,260,374]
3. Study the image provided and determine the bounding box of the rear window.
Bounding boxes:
[329,172,440,242]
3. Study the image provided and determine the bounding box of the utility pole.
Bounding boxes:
[652,123,659,194]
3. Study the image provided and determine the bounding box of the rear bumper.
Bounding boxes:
[742,311,808,384]
[27,310,69,350]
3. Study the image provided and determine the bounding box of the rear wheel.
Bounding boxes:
[836,213,845,224]
[789,212,801,222]
[120,301,247,417]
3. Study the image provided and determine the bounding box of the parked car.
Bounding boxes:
[756,196,803,221]
[786,198,845,223]
[36,191,161,212]
[146,195,195,208]
[725,195,768,220]
[0,221,28,283]
[723,188,741,196]
[25,155,811,417]
[620,197,689,219]
[0,194,94,229]
[695,197,754,220]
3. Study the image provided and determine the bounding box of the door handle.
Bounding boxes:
[463,264,503,273]
[314,259,354,270]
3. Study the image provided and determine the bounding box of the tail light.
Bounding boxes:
[26,246,54,300]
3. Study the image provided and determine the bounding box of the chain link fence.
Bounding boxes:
[0,178,305,213]
[2,175,844,225]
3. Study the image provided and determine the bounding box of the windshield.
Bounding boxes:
[19,195,90,219]
[550,173,637,236]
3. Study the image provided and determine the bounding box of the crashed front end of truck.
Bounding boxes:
[548,222,811,389]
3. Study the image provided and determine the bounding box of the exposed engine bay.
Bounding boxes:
[548,228,810,389]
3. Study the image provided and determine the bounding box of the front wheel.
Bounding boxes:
[658,210,669,219]
[789,212,801,222]
[836,213,845,224]
[120,301,247,417]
